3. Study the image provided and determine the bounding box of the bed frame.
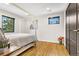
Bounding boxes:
[0,41,36,56]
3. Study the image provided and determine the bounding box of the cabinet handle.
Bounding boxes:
[77,29,79,32]
[73,30,78,32]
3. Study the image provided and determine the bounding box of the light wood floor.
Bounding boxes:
[19,41,69,56]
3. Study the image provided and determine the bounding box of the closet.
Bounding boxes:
[66,3,79,56]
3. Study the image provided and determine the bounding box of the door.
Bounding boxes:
[66,8,70,52]
[77,3,79,56]
[69,3,77,56]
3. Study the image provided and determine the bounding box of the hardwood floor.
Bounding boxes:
[19,41,69,56]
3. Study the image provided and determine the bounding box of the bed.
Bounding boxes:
[3,33,36,56]
[5,33,36,47]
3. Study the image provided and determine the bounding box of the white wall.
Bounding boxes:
[37,12,64,43]
[0,9,27,33]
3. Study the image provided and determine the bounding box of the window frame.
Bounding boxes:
[2,15,15,33]
[48,16,60,24]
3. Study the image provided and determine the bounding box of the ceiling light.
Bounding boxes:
[4,3,10,5]
[46,8,52,12]
[25,13,29,15]
[46,8,50,10]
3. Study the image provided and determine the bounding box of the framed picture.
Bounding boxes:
[48,16,60,24]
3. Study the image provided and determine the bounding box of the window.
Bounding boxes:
[48,16,60,24]
[2,15,15,32]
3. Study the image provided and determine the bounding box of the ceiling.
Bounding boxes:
[0,3,68,18]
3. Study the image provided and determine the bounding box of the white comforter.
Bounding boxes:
[5,33,36,47]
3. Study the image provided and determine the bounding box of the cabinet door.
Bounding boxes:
[69,4,77,31]
[66,9,70,52]
[77,32,79,56]
[70,31,77,56]
[69,3,77,56]
[77,3,79,56]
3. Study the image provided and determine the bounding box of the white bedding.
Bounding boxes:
[4,33,36,47]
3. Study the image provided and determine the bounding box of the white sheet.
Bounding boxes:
[4,33,36,47]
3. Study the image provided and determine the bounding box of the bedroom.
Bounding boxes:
[0,3,78,56]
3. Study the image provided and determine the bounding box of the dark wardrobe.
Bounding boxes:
[66,3,79,56]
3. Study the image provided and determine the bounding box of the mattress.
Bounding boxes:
[4,33,36,47]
